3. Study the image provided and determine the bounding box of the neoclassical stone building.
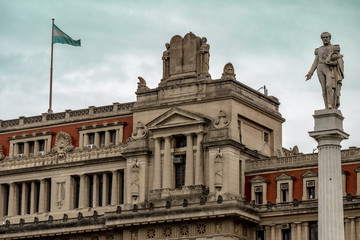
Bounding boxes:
[0,33,359,240]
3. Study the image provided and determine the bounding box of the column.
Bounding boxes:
[309,109,348,240]
[8,183,16,216]
[24,142,30,156]
[103,173,109,206]
[291,223,296,240]
[345,218,351,240]
[9,143,14,158]
[79,175,89,208]
[94,132,100,147]
[79,133,84,148]
[105,131,110,146]
[111,171,119,205]
[21,183,27,215]
[153,138,162,189]
[296,222,302,240]
[115,129,120,145]
[30,181,38,214]
[270,225,276,240]
[302,222,309,240]
[195,133,204,185]
[162,136,172,189]
[84,134,89,147]
[350,217,356,240]
[38,179,46,213]
[185,134,194,186]
[356,218,360,240]
[14,143,19,157]
[118,125,124,144]
[93,174,99,207]
[34,141,39,155]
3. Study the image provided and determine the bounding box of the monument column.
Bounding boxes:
[309,109,349,240]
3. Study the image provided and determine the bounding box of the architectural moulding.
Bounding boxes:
[52,131,75,159]
[213,110,230,129]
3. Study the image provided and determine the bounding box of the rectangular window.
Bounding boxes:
[119,170,125,204]
[110,130,116,145]
[307,180,316,199]
[280,183,289,202]
[98,174,103,206]
[263,132,269,143]
[88,133,95,145]
[88,175,94,207]
[46,179,51,212]
[38,140,45,152]
[74,176,80,209]
[309,221,318,240]
[29,141,35,154]
[100,132,106,146]
[175,136,187,148]
[107,173,113,205]
[256,229,265,240]
[174,155,186,188]
[2,184,10,216]
[17,183,22,215]
[255,186,263,205]
[35,181,40,213]
[26,182,31,214]
[282,228,291,240]
[18,143,24,154]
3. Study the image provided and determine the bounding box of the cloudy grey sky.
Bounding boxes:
[1,0,359,154]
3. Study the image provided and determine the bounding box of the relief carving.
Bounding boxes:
[221,62,236,80]
[131,121,148,140]
[215,148,223,189]
[52,131,74,159]
[131,158,140,200]
[214,110,230,129]
[56,181,65,208]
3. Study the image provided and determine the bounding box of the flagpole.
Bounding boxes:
[48,18,54,113]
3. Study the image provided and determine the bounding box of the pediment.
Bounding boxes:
[147,108,209,130]
[249,176,269,184]
[301,170,318,178]
[275,173,295,181]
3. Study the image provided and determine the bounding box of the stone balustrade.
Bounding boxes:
[0,102,134,131]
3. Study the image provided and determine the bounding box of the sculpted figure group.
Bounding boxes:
[306,32,344,109]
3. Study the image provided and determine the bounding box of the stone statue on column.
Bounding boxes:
[162,43,170,79]
[305,32,344,109]
[198,37,210,77]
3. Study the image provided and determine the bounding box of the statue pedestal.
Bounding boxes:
[309,109,349,240]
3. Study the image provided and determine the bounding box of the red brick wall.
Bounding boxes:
[245,163,360,203]
[0,116,133,157]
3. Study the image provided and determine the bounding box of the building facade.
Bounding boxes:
[0,33,359,240]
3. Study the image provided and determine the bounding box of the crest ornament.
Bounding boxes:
[131,121,148,140]
[214,110,230,129]
[52,131,74,158]
[221,62,236,80]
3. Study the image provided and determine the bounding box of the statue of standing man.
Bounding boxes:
[306,32,344,109]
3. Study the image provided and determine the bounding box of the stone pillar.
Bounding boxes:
[296,222,302,240]
[79,175,89,208]
[356,218,360,240]
[24,142,29,156]
[94,132,100,147]
[302,222,309,240]
[14,143,19,157]
[118,125,124,144]
[93,174,99,207]
[291,223,297,240]
[38,179,47,213]
[103,173,109,206]
[84,134,89,147]
[162,136,172,189]
[105,131,110,146]
[185,134,194,186]
[309,109,349,240]
[153,138,162,189]
[350,217,356,240]
[30,181,38,214]
[195,133,204,185]
[270,225,276,240]
[111,170,119,205]
[21,183,27,215]
[8,183,16,216]
[34,141,39,155]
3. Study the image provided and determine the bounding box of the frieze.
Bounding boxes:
[0,144,127,171]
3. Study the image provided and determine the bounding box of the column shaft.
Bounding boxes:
[34,141,39,155]
[153,138,162,189]
[24,142,29,156]
[162,137,172,189]
[111,171,119,205]
[105,131,110,146]
[21,183,27,215]
[195,133,204,185]
[185,134,194,186]
[38,180,46,213]
[8,183,16,216]
[30,182,37,214]
[79,175,89,208]
[93,174,99,207]
[94,132,100,147]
